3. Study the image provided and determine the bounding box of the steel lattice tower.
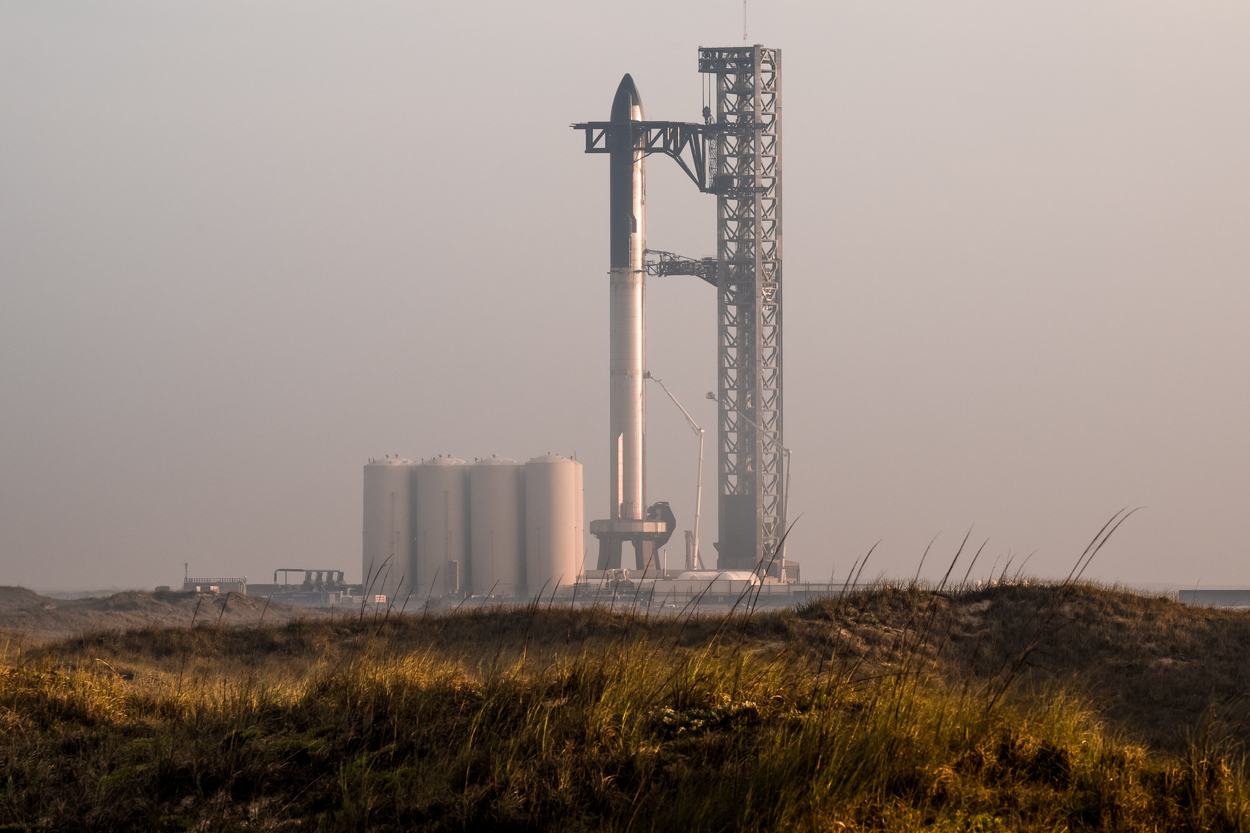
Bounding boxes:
[700,46,784,571]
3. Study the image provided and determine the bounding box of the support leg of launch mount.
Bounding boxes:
[589,520,669,571]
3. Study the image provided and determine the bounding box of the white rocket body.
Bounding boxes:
[609,74,646,523]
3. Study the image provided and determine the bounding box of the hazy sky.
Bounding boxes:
[2,1,1247,591]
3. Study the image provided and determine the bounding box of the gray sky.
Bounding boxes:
[2,1,1247,591]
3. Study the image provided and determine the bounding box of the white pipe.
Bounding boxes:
[695,427,704,569]
[645,371,704,571]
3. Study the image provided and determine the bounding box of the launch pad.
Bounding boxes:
[575,45,786,576]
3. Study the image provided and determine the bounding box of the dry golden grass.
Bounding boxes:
[1,582,1248,831]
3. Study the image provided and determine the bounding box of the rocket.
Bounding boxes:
[581,74,669,571]
[608,74,646,525]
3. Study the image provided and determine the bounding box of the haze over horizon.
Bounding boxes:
[2,1,1247,592]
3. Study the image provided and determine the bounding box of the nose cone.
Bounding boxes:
[610,73,644,123]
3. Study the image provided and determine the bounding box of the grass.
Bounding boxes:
[1,582,1249,831]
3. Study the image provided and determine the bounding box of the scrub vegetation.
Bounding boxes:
[2,580,1249,832]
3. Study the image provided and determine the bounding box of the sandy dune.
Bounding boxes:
[0,586,342,645]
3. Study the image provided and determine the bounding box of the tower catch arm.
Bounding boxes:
[572,121,712,192]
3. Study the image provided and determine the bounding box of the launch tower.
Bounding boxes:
[701,46,784,570]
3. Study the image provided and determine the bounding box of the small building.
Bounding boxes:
[1179,589,1250,607]
[183,576,247,595]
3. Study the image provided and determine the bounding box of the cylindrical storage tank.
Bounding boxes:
[414,456,470,599]
[524,454,584,598]
[573,458,584,576]
[362,457,417,605]
[469,457,525,598]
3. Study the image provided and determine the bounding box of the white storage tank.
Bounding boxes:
[524,454,584,598]
[573,457,584,574]
[469,457,525,598]
[414,456,470,598]
[362,456,417,604]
